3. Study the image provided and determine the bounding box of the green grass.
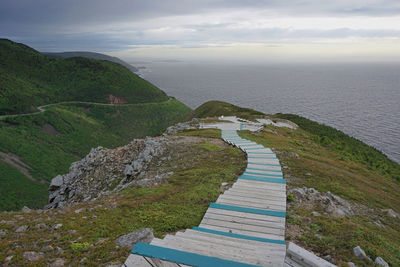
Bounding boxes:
[0,39,168,115]
[0,99,190,211]
[275,113,400,183]
[0,138,246,266]
[0,161,48,211]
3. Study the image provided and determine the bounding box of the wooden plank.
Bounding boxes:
[170,233,286,261]
[286,242,337,267]
[200,218,285,236]
[203,211,285,230]
[198,223,284,241]
[218,194,286,208]
[246,164,282,171]
[206,207,286,224]
[209,203,286,217]
[216,199,286,212]
[184,229,286,249]
[236,179,287,190]
[152,236,272,266]
[223,190,286,202]
[125,254,153,267]
[239,175,286,184]
[228,185,287,196]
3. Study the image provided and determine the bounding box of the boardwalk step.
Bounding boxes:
[132,242,261,267]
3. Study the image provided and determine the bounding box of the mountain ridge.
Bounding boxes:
[43,51,138,73]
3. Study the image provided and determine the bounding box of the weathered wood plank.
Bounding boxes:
[200,218,285,236]
[217,196,286,210]
[203,211,285,229]
[206,207,286,223]
[216,199,286,212]
[198,223,285,241]
[219,194,286,206]
[183,229,286,250]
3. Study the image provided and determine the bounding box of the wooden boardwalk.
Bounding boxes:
[126,128,287,266]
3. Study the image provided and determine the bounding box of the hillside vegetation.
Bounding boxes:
[0,39,168,115]
[44,51,138,73]
[0,99,190,211]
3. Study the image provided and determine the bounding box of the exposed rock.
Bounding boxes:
[35,223,47,230]
[375,257,389,267]
[311,211,321,217]
[21,206,32,213]
[46,136,172,208]
[15,225,29,233]
[290,187,354,217]
[49,175,64,190]
[74,208,86,213]
[41,245,53,252]
[164,118,199,134]
[347,262,356,267]
[383,208,400,219]
[56,247,64,255]
[53,223,63,230]
[49,258,65,267]
[23,251,44,262]
[0,229,8,236]
[353,246,367,260]
[115,228,154,248]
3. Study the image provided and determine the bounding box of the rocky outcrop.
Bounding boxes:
[289,187,354,217]
[115,228,154,248]
[46,136,169,209]
[164,118,199,134]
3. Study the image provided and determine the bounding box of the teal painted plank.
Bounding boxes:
[209,203,286,217]
[192,227,286,245]
[131,242,261,267]
[247,162,281,167]
[244,171,283,178]
[247,167,282,173]
[239,175,286,184]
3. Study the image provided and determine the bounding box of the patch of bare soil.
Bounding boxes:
[0,151,35,181]
[41,123,60,136]
[108,94,127,104]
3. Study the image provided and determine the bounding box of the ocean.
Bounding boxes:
[136,61,400,164]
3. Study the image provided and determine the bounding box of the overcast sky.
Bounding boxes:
[1,0,400,62]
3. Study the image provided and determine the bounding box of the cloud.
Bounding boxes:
[1,0,400,60]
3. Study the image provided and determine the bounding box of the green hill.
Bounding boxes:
[0,39,190,211]
[0,39,168,115]
[43,51,138,73]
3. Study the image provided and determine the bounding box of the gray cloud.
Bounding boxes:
[1,0,400,52]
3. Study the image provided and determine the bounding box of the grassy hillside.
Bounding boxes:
[0,39,168,115]
[0,99,190,211]
[44,51,138,73]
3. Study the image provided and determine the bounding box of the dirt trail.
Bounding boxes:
[0,98,173,120]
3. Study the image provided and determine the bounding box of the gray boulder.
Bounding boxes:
[49,175,63,190]
[347,262,356,267]
[115,228,154,248]
[375,257,389,267]
[15,225,29,233]
[353,246,367,259]
[23,251,44,262]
